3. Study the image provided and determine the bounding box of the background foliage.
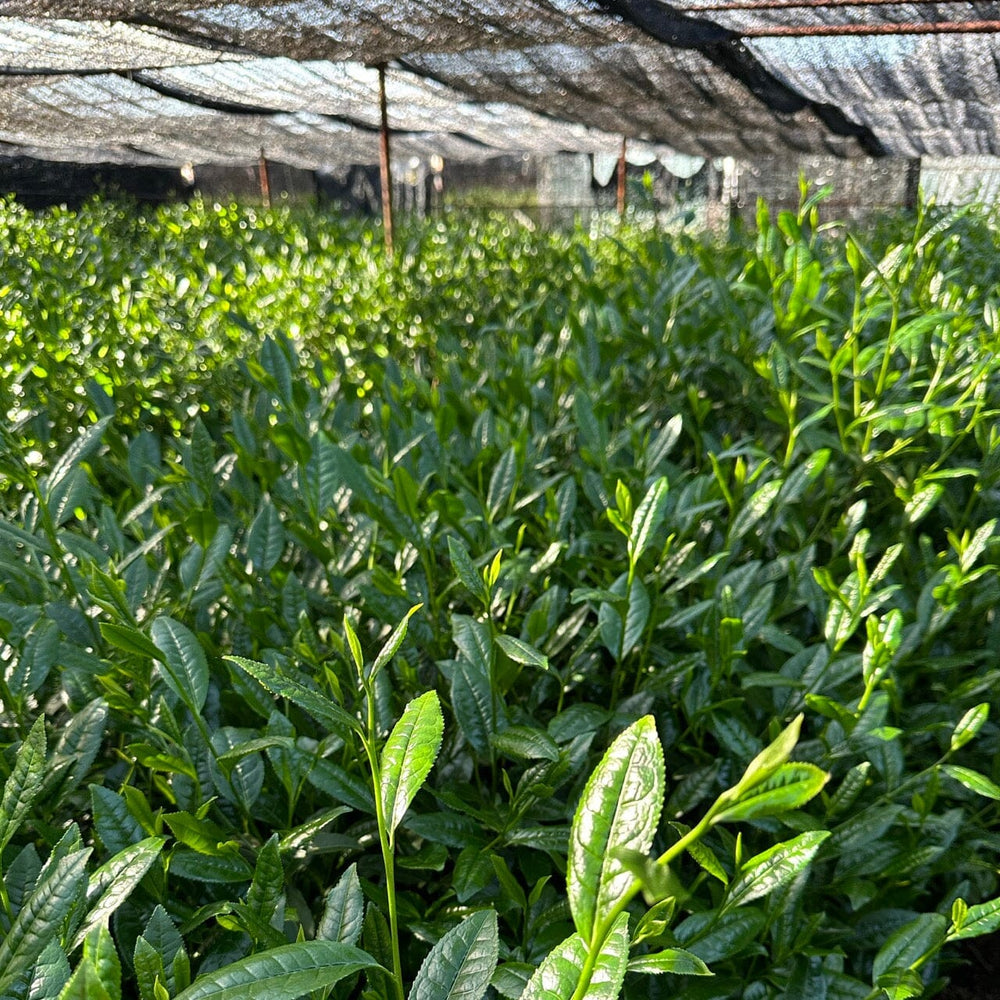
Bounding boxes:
[2,190,1000,1000]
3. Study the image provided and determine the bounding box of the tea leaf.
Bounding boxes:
[371,604,422,681]
[947,896,1000,941]
[628,477,668,565]
[872,913,947,982]
[940,764,1000,800]
[627,949,712,976]
[0,848,91,995]
[246,500,285,573]
[521,911,629,1000]
[492,726,560,762]
[150,617,209,715]
[408,910,499,1000]
[495,635,549,671]
[380,690,444,841]
[713,763,828,824]
[0,715,46,854]
[227,655,362,742]
[448,537,490,607]
[567,716,664,942]
[74,837,167,948]
[950,703,989,752]
[318,864,364,946]
[730,714,803,797]
[171,941,379,1000]
[724,831,830,911]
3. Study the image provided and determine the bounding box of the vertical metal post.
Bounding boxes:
[617,136,627,218]
[258,147,271,208]
[904,157,921,211]
[378,64,394,259]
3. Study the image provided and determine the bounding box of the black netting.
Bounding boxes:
[0,1,997,168]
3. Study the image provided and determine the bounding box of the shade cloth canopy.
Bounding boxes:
[0,1,996,167]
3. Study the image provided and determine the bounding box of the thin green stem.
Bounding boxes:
[362,683,406,1000]
[569,803,724,1000]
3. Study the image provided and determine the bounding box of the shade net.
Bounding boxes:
[0,0,996,168]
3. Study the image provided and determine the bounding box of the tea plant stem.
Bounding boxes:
[361,686,406,1000]
[569,804,722,1000]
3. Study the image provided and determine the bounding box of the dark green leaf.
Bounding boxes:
[872,913,947,982]
[318,864,364,946]
[408,910,499,1000]
[448,537,490,607]
[492,726,560,763]
[172,940,378,1000]
[0,715,46,854]
[226,655,362,742]
[150,616,209,714]
[0,848,91,995]
[495,635,549,671]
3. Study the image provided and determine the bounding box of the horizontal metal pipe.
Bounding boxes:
[678,0,970,9]
[737,18,1000,33]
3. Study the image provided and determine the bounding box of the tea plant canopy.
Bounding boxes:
[0,1,997,168]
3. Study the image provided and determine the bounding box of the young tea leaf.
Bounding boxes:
[521,912,629,1000]
[947,896,1000,942]
[941,764,1000,801]
[723,831,830,911]
[628,477,669,566]
[370,604,422,681]
[712,763,828,824]
[567,716,665,943]
[379,690,444,842]
[729,714,804,798]
[627,949,712,976]
[950,703,989,752]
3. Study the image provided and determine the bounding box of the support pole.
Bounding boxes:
[617,136,627,218]
[258,147,271,209]
[378,64,394,259]
[904,157,921,212]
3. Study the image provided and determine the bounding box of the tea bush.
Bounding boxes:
[1,191,999,1000]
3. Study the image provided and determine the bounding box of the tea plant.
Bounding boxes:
[3,190,1000,998]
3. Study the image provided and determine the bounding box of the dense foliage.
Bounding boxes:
[2,190,1000,1000]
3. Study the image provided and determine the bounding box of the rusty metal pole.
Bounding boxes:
[617,136,627,218]
[679,0,975,10]
[258,147,271,209]
[737,19,1000,36]
[378,64,394,259]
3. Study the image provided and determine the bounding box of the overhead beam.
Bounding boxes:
[678,0,971,8]
[738,19,1000,35]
